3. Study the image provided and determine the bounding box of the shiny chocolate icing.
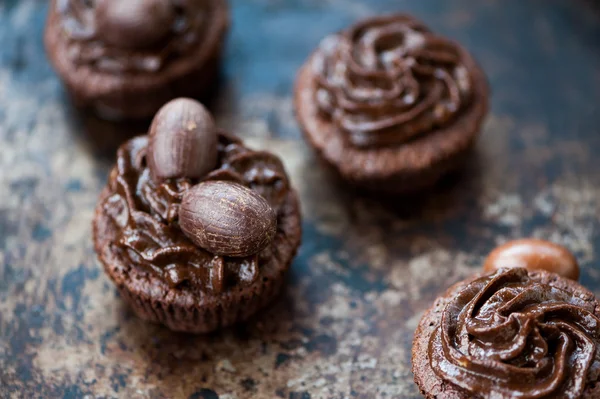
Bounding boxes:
[428,268,600,399]
[312,14,474,148]
[57,0,211,73]
[102,132,290,293]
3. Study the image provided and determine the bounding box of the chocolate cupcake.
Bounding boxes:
[92,98,302,333]
[412,267,600,399]
[44,0,228,120]
[295,14,489,193]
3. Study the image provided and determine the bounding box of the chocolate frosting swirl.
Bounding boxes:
[428,268,600,399]
[312,14,474,148]
[57,0,210,73]
[102,133,290,293]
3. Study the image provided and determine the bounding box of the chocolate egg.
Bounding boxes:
[483,238,579,280]
[147,98,217,182]
[179,181,277,257]
[95,0,175,49]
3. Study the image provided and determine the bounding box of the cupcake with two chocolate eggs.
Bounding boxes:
[92,98,301,333]
[412,239,600,399]
[295,14,489,193]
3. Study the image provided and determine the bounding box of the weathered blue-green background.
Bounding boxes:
[2,0,600,398]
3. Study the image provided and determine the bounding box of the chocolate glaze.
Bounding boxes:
[428,268,600,399]
[312,14,474,148]
[57,0,211,73]
[102,132,290,293]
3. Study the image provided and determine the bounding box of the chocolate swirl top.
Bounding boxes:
[312,14,474,148]
[102,132,290,293]
[56,0,211,73]
[428,268,600,399]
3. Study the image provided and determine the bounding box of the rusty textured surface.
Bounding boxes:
[2,0,600,398]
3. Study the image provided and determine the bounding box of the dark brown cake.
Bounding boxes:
[412,268,600,399]
[92,99,301,333]
[294,14,489,193]
[44,0,229,120]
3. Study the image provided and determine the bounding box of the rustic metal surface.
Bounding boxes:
[2,0,600,398]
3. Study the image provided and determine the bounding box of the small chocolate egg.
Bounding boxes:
[483,239,579,281]
[147,98,217,182]
[95,0,175,49]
